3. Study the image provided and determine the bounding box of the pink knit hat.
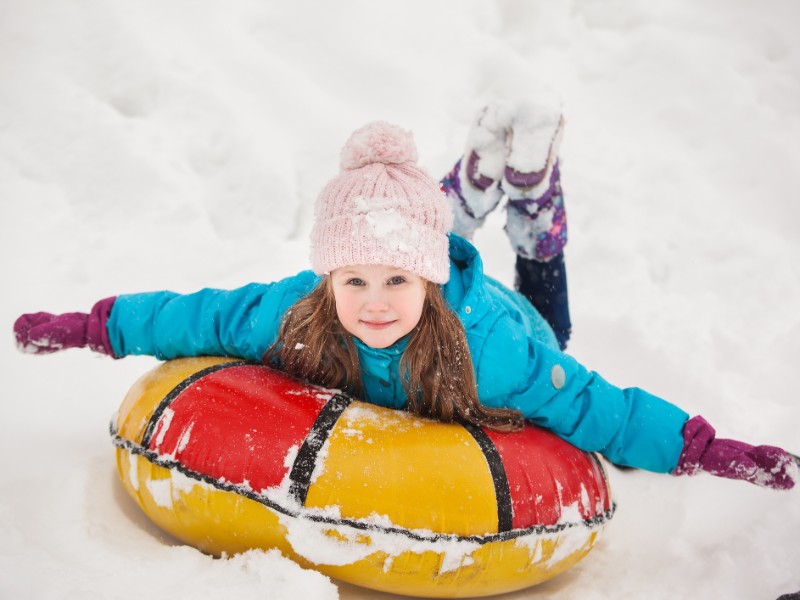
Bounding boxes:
[310,121,454,283]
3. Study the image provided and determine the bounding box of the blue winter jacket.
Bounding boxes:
[107,234,689,473]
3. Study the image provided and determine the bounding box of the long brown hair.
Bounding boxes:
[263,278,524,432]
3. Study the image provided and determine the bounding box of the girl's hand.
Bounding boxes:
[14,311,81,354]
[13,297,117,356]
[674,416,798,490]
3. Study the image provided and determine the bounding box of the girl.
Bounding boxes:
[13,116,797,491]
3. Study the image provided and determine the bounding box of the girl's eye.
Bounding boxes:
[388,276,406,285]
[346,278,365,286]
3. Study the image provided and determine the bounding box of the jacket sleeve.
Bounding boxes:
[106,272,320,361]
[478,322,689,473]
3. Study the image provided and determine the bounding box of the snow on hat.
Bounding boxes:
[310,121,454,283]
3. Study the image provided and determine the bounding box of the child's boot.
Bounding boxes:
[503,97,564,192]
[502,99,571,349]
[441,104,508,239]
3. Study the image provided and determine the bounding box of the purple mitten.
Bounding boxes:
[674,416,797,490]
[14,296,117,356]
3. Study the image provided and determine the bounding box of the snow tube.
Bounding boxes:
[111,357,615,598]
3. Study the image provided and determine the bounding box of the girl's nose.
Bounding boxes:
[364,292,389,312]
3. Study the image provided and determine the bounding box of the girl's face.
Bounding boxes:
[330,265,427,349]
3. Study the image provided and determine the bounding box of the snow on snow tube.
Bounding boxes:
[111,356,615,598]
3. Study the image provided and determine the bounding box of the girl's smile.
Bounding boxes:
[361,319,396,329]
[330,265,427,349]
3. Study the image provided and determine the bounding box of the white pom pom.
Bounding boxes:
[340,121,419,171]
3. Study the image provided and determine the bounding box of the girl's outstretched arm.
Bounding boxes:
[108,284,278,360]
[478,329,797,489]
[14,272,320,362]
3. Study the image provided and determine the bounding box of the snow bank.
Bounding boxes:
[2,1,799,598]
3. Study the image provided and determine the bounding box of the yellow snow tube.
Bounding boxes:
[112,356,614,598]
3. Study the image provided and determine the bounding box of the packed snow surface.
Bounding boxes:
[2,1,799,599]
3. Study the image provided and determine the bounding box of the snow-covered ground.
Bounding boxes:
[2,1,799,598]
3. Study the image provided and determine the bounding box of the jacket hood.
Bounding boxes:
[442,234,494,327]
